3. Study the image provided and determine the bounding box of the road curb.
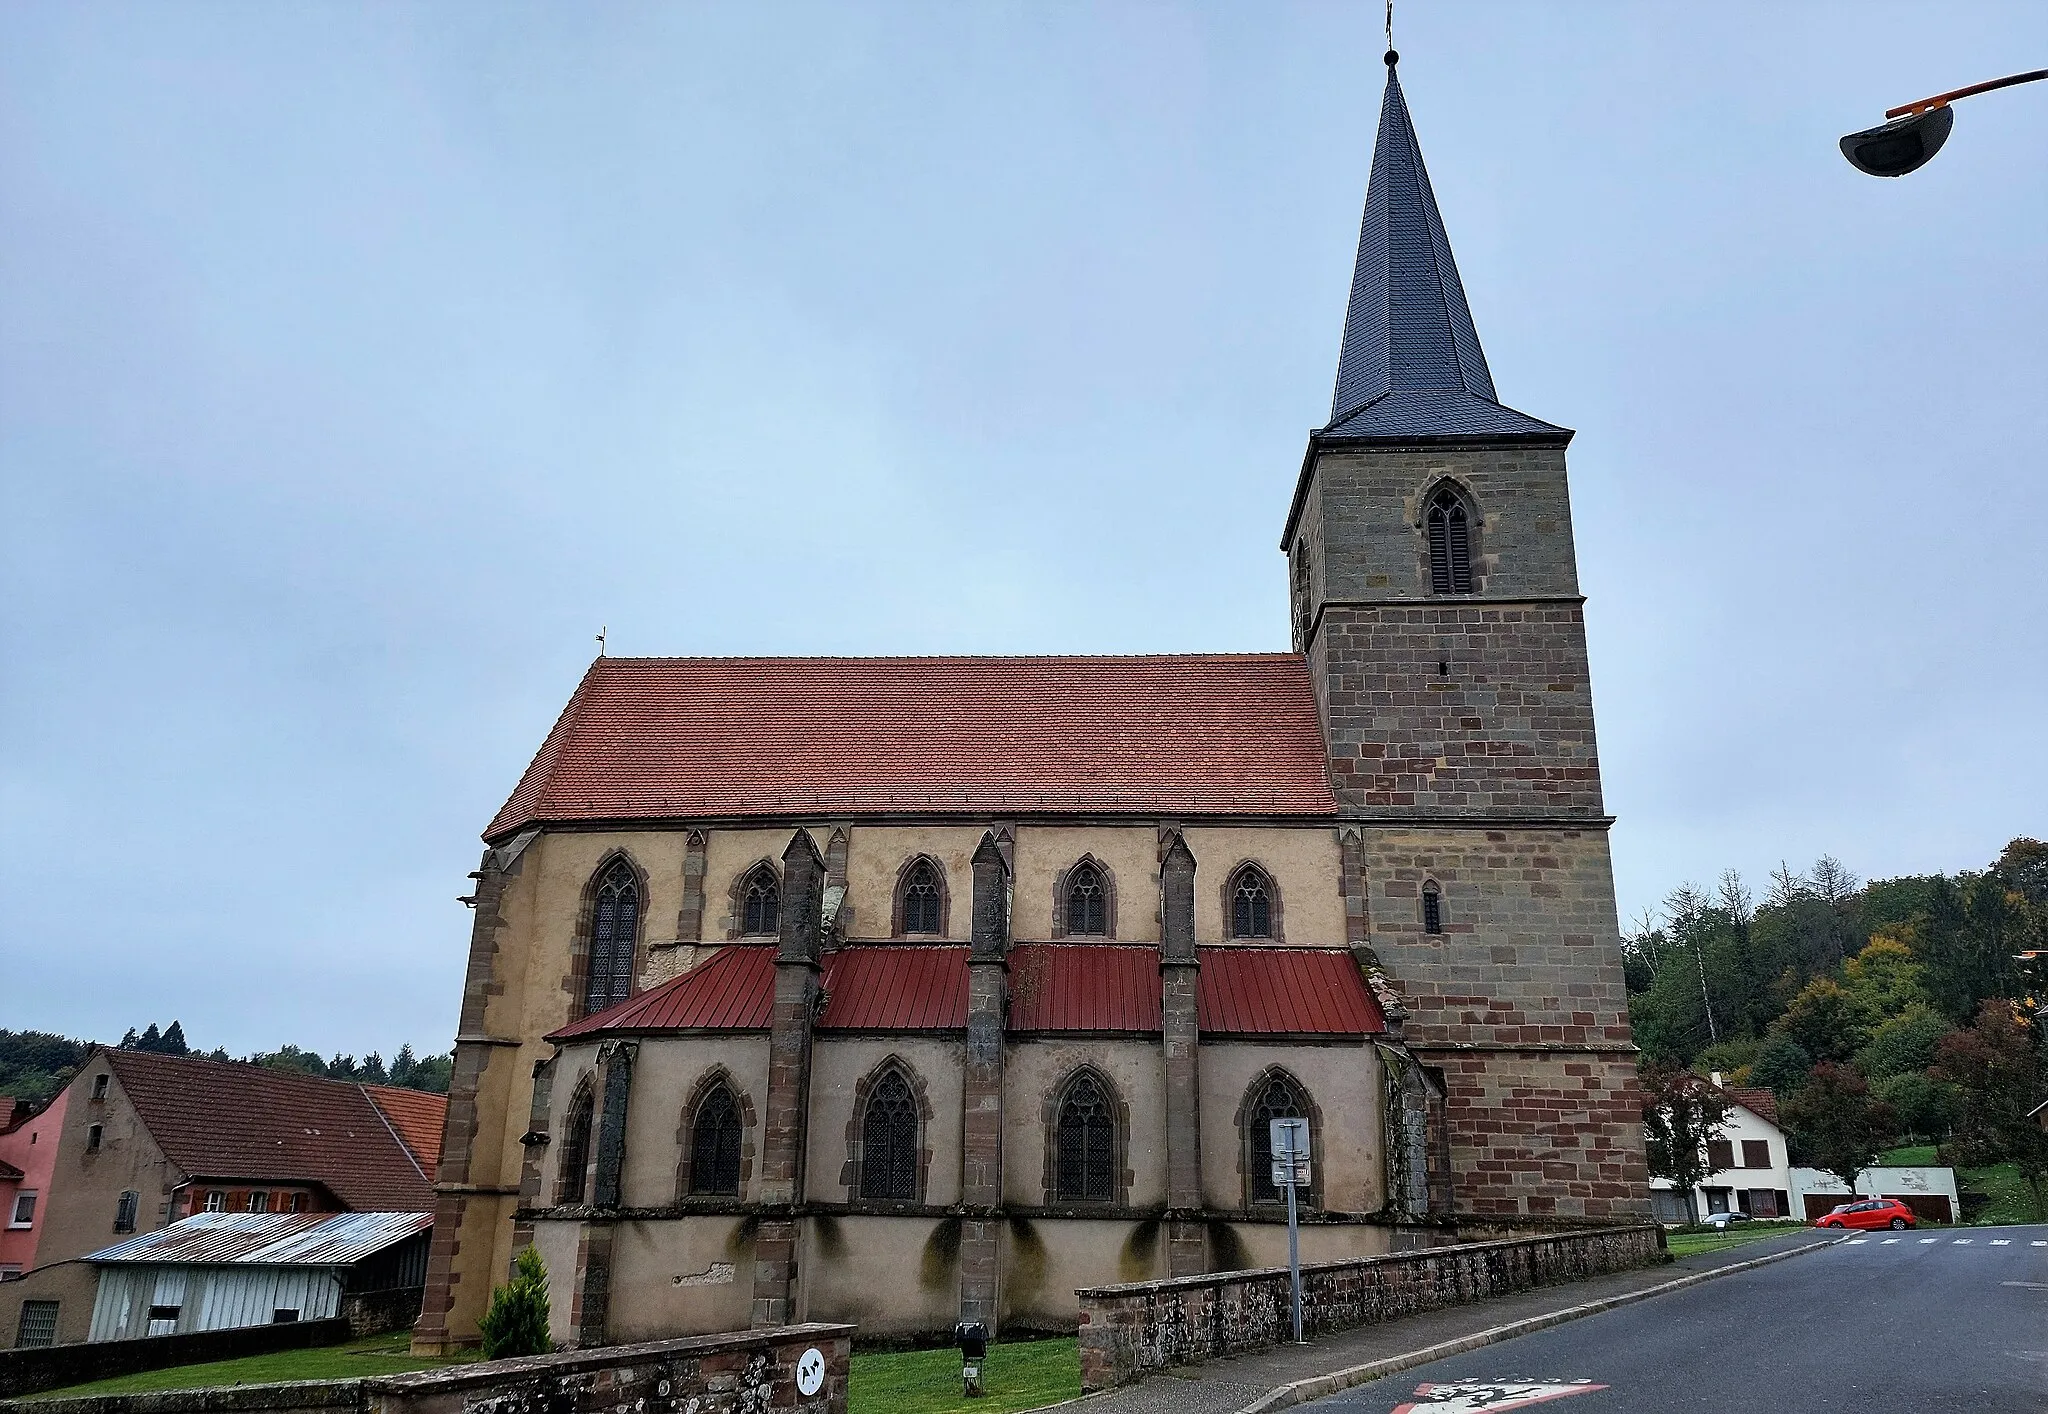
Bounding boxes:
[1227,1237,1842,1414]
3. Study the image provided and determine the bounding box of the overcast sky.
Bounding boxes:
[3,2,2042,1059]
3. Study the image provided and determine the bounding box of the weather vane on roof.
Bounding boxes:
[1385,0,1396,65]
[596,625,607,657]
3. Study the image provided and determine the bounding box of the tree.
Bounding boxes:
[119,1028,139,1049]
[137,1024,164,1052]
[1842,935,1928,1024]
[1993,837,2048,913]
[1871,1071,1959,1143]
[160,1021,189,1055]
[1932,1000,2048,1219]
[480,1246,553,1360]
[1781,1063,1896,1197]
[1778,978,1866,1064]
[1854,1005,1953,1080]
[1640,1060,1731,1225]
[1752,1032,1813,1097]
[360,1052,389,1084]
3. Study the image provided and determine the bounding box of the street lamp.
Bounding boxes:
[1840,67,2045,176]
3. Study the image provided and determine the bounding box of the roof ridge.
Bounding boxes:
[358,1083,429,1187]
[585,652,1309,665]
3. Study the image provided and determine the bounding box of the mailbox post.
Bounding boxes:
[1269,1117,1311,1344]
[954,1320,988,1397]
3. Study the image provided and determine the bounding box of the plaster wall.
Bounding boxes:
[804,1038,964,1207]
[622,1037,769,1207]
[797,1215,963,1337]
[1009,826,1160,942]
[599,1216,755,1342]
[1001,1041,1165,1209]
[1196,1043,1384,1213]
[1182,828,1345,944]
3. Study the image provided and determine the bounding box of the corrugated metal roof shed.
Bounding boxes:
[87,1211,432,1267]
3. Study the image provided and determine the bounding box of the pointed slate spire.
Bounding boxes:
[1325,55,1565,441]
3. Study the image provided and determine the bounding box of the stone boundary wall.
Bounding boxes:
[0,1324,854,1414]
[0,1319,353,1401]
[339,1289,422,1340]
[1076,1226,1658,1391]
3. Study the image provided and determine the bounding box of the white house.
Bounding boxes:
[1648,1077,1792,1224]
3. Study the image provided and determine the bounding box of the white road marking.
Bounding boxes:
[1991,1239,2011,1246]
[1953,1239,1973,1244]
[1919,1238,1938,1244]
[2002,1281,2048,1290]
[1392,1381,1607,1413]
[1847,1238,1868,1245]
[1881,1238,1900,1244]
[2033,1241,2046,1247]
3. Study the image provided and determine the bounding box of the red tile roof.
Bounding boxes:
[487,655,1338,838]
[102,1051,434,1212]
[1197,949,1386,1036]
[362,1087,448,1180]
[551,944,1382,1041]
[1723,1085,1781,1126]
[1009,945,1163,1033]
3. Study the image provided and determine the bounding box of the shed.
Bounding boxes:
[84,1211,432,1341]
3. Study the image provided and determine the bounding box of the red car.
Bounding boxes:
[1815,1197,1918,1230]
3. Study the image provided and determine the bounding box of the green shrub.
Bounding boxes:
[480,1246,554,1360]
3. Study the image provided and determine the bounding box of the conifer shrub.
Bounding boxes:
[480,1245,554,1360]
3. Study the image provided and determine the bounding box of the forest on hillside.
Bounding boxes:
[1629,837,2047,1216]
[0,1021,452,1107]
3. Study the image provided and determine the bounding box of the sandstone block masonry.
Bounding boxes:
[1075,1227,1658,1391]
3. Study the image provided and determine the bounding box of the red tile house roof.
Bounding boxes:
[362,1086,449,1180]
[550,945,1384,1042]
[103,1051,436,1212]
[1722,1086,1781,1126]
[487,654,1339,838]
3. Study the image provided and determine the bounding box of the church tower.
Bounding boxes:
[1286,53,1650,1221]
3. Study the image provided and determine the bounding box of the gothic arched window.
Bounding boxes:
[1247,1071,1313,1206]
[1065,862,1108,937]
[583,857,640,1017]
[740,865,779,937]
[1422,881,1444,935]
[1426,486,1475,594]
[898,859,943,936]
[689,1083,743,1196]
[1228,864,1277,940]
[1055,1072,1116,1203]
[557,1084,594,1205]
[859,1071,920,1200]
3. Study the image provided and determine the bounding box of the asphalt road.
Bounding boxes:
[1302,1226,2048,1414]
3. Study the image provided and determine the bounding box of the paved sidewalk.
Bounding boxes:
[1048,1229,1833,1414]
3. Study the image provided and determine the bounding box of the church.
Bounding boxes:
[412,52,1650,1352]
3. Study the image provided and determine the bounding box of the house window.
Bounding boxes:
[146,1305,180,1335]
[859,1071,920,1201]
[1741,1139,1771,1169]
[0,1264,22,1281]
[1065,862,1108,937]
[91,1074,110,1101]
[583,857,641,1017]
[87,1125,103,1152]
[1707,1139,1736,1171]
[16,1300,60,1348]
[689,1084,744,1197]
[272,1308,301,1323]
[1248,1073,1312,1206]
[289,1193,309,1213]
[899,861,943,936]
[246,1191,270,1213]
[114,1191,139,1233]
[1054,1073,1115,1203]
[1426,485,1474,593]
[1227,865,1275,940]
[1422,882,1444,935]
[9,1193,35,1228]
[740,865,779,937]
[557,1086,595,1205]
[202,1191,225,1213]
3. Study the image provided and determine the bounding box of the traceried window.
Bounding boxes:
[1248,1072,1311,1206]
[740,865,779,937]
[1054,1073,1115,1203]
[583,857,640,1017]
[1228,865,1276,940]
[1426,485,1474,593]
[1065,862,1108,937]
[690,1083,744,1196]
[859,1071,919,1200]
[1422,882,1444,935]
[557,1085,595,1205]
[899,860,943,936]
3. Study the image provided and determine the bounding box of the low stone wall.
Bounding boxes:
[339,1289,422,1340]
[0,1319,353,1400]
[2,1324,855,1414]
[1076,1225,1659,1391]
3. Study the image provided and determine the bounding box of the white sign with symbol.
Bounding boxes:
[1269,1116,1311,1189]
[795,1347,826,1397]
[1391,1379,1607,1413]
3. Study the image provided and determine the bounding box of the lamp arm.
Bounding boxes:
[1887,68,2048,119]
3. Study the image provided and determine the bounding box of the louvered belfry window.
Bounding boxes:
[860,1071,919,1200]
[1066,862,1108,937]
[900,861,942,935]
[1427,487,1474,593]
[558,1088,594,1205]
[741,866,779,936]
[690,1084,743,1196]
[1250,1073,1310,1205]
[1229,866,1275,940]
[1422,882,1444,935]
[1056,1074,1115,1202]
[584,858,640,1016]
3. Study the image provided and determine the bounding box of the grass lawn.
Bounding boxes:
[26,1334,481,1400]
[1663,1220,1809,1259]
[849,1337,1078,1414]
[1878,1145,2043,1226]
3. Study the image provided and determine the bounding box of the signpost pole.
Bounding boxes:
[1286,1166,1303,1343]
[1270,1116,1309,1345]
